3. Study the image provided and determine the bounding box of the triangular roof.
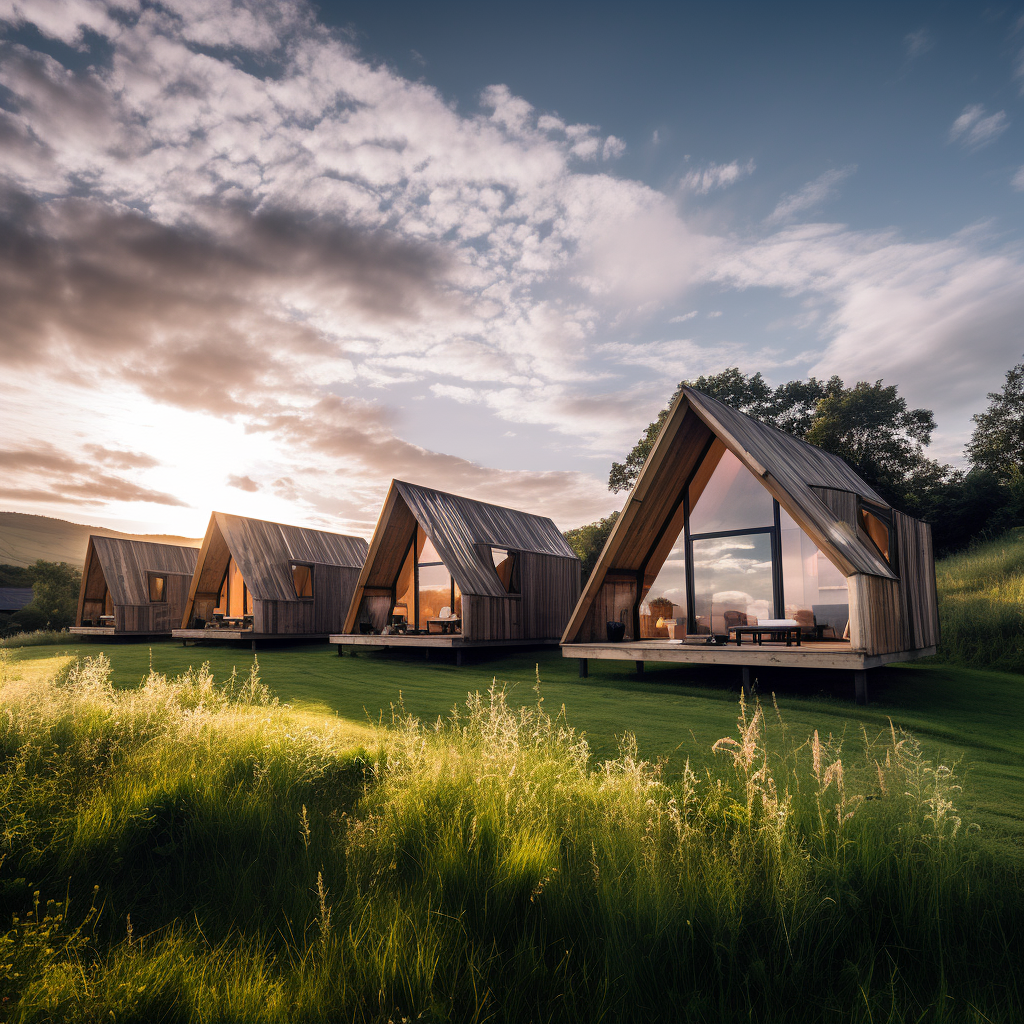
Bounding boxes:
[86,536,199,606]
[343,480,576,630]
[561,386,898,643]
[197,512,368,603]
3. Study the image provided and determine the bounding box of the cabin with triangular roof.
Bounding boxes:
[330,480,581,660]
[72,536,199,636]
[560,387,939,703]
[172,512,368,646]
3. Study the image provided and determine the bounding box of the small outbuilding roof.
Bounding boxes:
[88,537,199,606]
[205,512,368,603]
[357,480,576,602]
[0,587,34,613]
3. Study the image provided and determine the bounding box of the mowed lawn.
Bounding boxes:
[12,638,1024,859]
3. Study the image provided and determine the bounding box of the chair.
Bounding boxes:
[439,606,451,619]
[723,610,748,630]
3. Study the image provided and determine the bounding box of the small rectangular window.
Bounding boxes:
[148,575,166,602]
[291,563,313,598]
[491,548,520,594]
[859,505,892,564]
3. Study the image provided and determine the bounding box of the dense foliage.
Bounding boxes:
[595,363,1024,557]
[0,653,1019,1022]
[562,511,619,584]
[0,560,81,638]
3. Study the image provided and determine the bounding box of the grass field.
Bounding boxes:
[3,644,1023,1022]
[10,638,1024,860]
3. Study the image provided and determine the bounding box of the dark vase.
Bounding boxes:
[606,620,626,643]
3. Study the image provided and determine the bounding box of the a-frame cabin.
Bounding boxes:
[331,480,581,660]
[561,387,939,703]
[173,512,368,646]
[72,536,199,636]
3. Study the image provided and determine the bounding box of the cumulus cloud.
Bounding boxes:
[228,474,260,492]
[766,167,856,224]
[0,0,1022,529]
[680,159,755,195]
[948,105,1009,150]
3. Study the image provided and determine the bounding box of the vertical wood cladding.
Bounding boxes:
[893,511,940,650]
[76,536,197,633]
[576,576,638,643]
[810,487,858,528]
[850,575,906,655]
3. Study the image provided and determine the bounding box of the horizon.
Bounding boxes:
[2,0,1022,540]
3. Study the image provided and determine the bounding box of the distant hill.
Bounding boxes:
[0,512,202,569]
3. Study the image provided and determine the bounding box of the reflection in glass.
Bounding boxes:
[779,507,850,638]
[392,529,462,632]
[689,448,775,535]
[691,533,774,634]
[860,507,890,562]
[214,558,251,617]
[291,563,312,598]
[149,575,166,602]
[393,539,415,627]
[640,532,687,638]
[491,548,520,593]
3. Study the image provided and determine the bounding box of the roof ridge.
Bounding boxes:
[393,479,558,525]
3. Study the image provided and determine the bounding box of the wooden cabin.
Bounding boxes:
[72,537,199,636]
[331,480,581,661]
[173,512,368,646]
[560,387,939,703]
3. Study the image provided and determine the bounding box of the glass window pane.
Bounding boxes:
[419,534,442,564]
[490,548,519,594]
[641,531,687,638]
[689,448,775,535]
[149,575,166,602]
[394,538,415,627]
[419,562,453,623]
[291,564,312,598]
[779,508,850,639]
[691,533,774,634]
[860,508,890,562]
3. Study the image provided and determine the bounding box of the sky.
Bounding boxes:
[1,0,1022,541]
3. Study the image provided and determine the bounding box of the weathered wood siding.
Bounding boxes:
[810,487,858,528]
[518,553,580,639]
[849,574,906,655]
[253,600,315,634]
[893,512,940,650]
[355,589,393,633]
[76,536,197,632]
[463,594,522,641]
[575,575,638,643]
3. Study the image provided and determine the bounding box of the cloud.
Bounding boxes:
[948,105,1009,150]
[904,29,933,60]
[0,444,190,507]
[766,167,856,224]
[228,474,260,492]
[670,311,697,322]
[1012,166,1024,191]
[82,445,161,470]
[680,159,755,195]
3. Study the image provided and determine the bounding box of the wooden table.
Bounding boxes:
[729,625,802,647]
[427,618,461,635]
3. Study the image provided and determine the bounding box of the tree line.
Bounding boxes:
[565,360,1024,581]
[0,561,81,636]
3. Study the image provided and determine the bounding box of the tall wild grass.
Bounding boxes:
[935,526,1024,672]
[0,629,74,649]
[0,651,1019,1022]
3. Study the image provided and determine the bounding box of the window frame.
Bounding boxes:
[147,573,167,603]
[857,500,897,573]
[290,562,315,600]
[489,547,521,595]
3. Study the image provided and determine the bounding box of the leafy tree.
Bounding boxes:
[803,380,943,509]
[10,560,81,632]
[965,360,1024,482]
[0,564,34,587]
[563,511,619,585]
[608,368,845,493]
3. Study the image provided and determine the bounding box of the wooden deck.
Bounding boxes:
[562,640,937,671]
[330,634,561,649]
[172,629,330,645]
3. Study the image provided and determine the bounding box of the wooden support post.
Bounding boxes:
[854,669,868,706]
[578,658,588,678]
[635,660,644,675]
[337,644,343,656]
[741,666,752,698]
[424,649,429,660]
[456,649,463,667]
[251,640,256,652]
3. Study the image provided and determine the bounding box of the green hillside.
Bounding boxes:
[0,511,201,568]
[933,526,1024,673]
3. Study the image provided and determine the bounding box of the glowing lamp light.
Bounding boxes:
[656,617,665,628]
